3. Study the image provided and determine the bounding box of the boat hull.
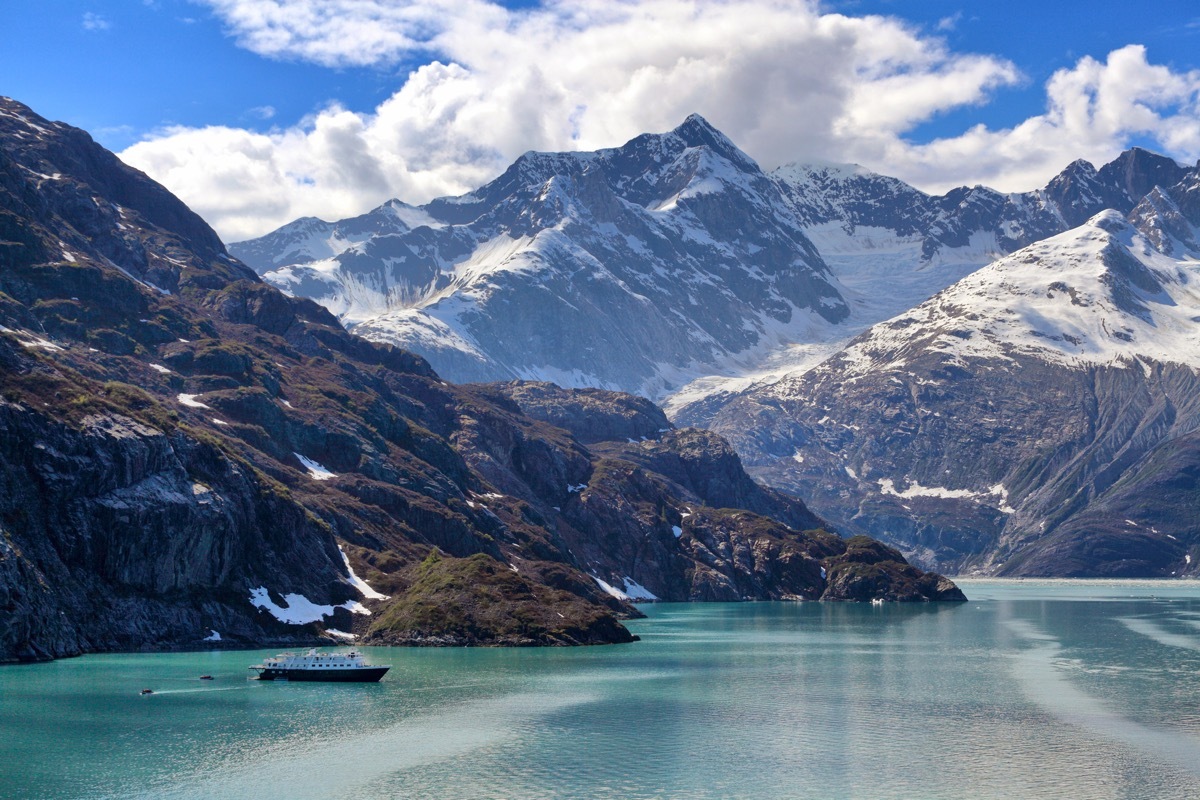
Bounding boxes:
[252,666,389,682]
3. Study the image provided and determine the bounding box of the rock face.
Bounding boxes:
[0,98,963,660]
[682,209,1200,577]
[231,115,846,397]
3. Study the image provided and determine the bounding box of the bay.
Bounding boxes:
[3,579,1200,799]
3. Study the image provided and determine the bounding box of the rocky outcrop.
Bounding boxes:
[490,381,670,444]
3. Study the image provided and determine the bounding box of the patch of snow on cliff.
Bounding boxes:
[17,335,63,352]
[990,484,1017,514]
[622,577,658,601]
[249,587,335,624]
[295,453,336,480]
[591,575,630,601]
[177,393,210,409]
[878,478,979,501]
[149,363,171,374]
[385,201,445,230]
[203,630,221,642]
[339,546,390,600]
[326,629,358,640]
[879,478,1018,513]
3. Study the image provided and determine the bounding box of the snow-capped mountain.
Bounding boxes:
[235,115,1193,410]
[777,147,1191,264]
[679,205,1200,576]
[664,147,1195,411]
[231,115,846,397]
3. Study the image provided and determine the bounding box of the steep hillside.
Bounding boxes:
[0,99,962,660]
[685,210,1200,576]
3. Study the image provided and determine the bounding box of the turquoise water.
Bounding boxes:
[3,580,1200,799]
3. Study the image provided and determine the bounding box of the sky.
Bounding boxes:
[3,0,1200,242]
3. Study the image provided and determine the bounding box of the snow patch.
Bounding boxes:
[148,363,171,374]
[202,630,221,642]
[177,393,210,409]
[878,478,978,501]
[591,575,630,601]
[339,546,390,600]
[249,587,333,625]
[325,629,358,640]
[294,452,336,480]
[17,336,63,352]
[341,600,372,616]
[621,577,658,601]
[249,586,370,624]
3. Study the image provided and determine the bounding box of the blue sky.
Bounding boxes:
[4,1,1198,240]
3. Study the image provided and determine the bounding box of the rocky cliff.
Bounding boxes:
[0,98,963,661]
[681,210,1200,576]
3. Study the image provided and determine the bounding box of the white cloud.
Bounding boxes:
[82,12,111,31]
[875,45,1200,193]
[936,13,962,32]
[120,1,1200,242]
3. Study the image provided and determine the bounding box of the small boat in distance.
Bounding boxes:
[199,675,214,680]
[139,689,154,695]
[248,649,390,682]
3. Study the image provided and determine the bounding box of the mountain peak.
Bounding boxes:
[1086,208,1132,233]
[667,113,756,169]
[1098,146,1190,205]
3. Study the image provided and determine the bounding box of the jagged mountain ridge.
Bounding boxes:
[780,147,1191,264]
[0,98,963,660]
[693,148,1199,395]
[680,206,1200,576]
[237,116,1195,410]
[232,115,847,397]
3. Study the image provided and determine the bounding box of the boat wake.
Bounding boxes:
[1003,618,1200,780]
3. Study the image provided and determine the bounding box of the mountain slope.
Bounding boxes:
[666,148,1196,408]
[231,115,846,397]
[683,209,1200,576]
[0,98,962,660]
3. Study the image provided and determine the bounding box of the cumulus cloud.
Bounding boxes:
[120,0,1200,242]
[877,45,1200,193]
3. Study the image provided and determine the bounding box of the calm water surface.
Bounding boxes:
[3,580,1200,799]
